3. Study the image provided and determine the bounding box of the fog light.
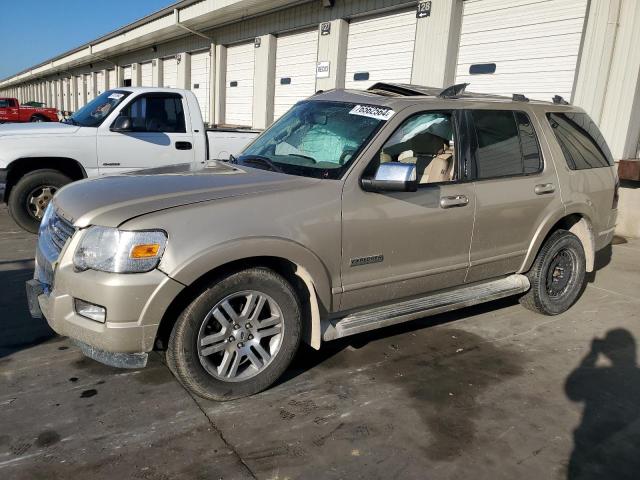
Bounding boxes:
[74,298,106,323]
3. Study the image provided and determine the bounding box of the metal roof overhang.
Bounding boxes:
[0,0,306,87]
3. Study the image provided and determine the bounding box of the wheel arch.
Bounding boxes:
[520,211,595,274]
[155,249,333,352]
[4,157,87,202]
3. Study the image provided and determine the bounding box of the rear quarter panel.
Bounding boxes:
[537,108,617,248]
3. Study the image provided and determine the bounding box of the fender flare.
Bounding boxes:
[519,205,596,274]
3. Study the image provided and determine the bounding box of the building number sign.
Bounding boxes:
[417,0,432,18]
[320,22,331,36]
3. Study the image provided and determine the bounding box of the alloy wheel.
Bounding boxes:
[197,290,284,382]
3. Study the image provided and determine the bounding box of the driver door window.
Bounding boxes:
[118,94,186,133]
[377,112,456,185]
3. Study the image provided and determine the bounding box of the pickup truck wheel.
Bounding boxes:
[519,229,586,315]
[167,267,301,401]
[8,169,72,233]
[30,115,47,122]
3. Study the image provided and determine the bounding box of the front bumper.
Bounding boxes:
[29,226,184,359]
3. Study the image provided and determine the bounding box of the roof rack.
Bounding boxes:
[512,94,529,102]
[438,83,469,98]
[552,95,569,105]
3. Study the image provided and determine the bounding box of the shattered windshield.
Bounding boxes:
[238,101,391,179]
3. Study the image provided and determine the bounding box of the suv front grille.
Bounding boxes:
[36,208,76,288]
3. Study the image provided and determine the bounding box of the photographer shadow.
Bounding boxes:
[565,329,640,479]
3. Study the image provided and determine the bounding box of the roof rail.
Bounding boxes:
[512,94,529,102]
[552,95,569,105]
[439,83,469,98]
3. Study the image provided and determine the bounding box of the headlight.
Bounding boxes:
[73,226,167,273]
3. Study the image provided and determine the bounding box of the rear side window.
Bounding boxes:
[547,112,613,169]
[471,110,542,179]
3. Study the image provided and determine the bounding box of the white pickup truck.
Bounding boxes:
[0,87,260,232]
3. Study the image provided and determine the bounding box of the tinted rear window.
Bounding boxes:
[471,110,542,179]
[547,112,613,169]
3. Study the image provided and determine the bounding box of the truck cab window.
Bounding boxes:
[374,112,456,185]
[119,95,186,133]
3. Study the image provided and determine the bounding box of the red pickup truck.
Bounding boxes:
[0,98,59,123]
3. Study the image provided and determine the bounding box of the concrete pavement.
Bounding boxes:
[1,206,639,479]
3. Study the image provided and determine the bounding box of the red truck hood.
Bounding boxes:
[0,122,79,137]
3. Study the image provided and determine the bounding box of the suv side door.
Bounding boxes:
[466,108,562,283]
[340,107,476,311]
[96,92,195,174]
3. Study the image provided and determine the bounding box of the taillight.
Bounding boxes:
[613,177,620,209]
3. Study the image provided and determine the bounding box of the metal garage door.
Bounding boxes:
[107,69,116,89]
[85,74,94,102]
[76,76,85,109]
[225,42,255,126]
[123,66,132,86]
[140,62,153,86]
[273,29,319,120]
[345,9,417,90]
[456,0,589,101]
[190,50,211,123]
[163,57,178,88]
[96,71,105,95]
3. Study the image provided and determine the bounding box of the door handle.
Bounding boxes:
[440,195,469,209]
[534,183,555,195]
[175,141,192,150]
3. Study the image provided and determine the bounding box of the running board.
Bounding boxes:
[324,274,530,341]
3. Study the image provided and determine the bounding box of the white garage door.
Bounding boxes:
[76,76,85,109]
[273,29,319,120]
[163,57,178,88]
[85,74,94,102]
[345,9,417,90]
[140,62,153,86]
[107,69,116,89]
[456,0,589,101]
[225,42,255,126]
[190,50,211,123]
[96,71,105,95]
[123,65,132,86]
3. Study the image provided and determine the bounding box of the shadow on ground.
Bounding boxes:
[565,329,640,480]
[0,259,54,358]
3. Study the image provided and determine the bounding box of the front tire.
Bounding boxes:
[167,268,301,401]
[8,169,72,233]
[519,229,586,315]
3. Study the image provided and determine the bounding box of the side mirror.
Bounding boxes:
[110,116,132,132]
[361,162,418,192]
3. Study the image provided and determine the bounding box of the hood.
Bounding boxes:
[0,122,79,137]
[53,162,319,228]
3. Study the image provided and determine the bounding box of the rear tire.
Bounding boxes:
[519,229,586,315]
[30,115,47,122]
[8,169,72,233]
[167,267,301,401]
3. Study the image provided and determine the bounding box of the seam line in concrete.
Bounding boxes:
[159,356,258,480]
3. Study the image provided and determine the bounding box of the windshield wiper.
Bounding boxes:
[286,153,317,164]
[238,155,283,173]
